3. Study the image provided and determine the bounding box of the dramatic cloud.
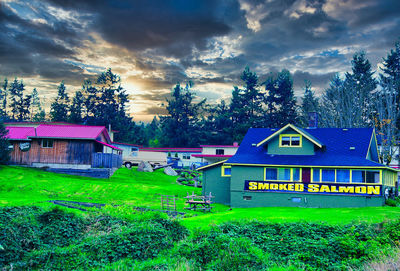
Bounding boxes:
[1,0,400,122]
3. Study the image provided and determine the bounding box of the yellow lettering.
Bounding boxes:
[295,183,304,192]
[307,184,319,192]
[367,186,380,195]
[355,186,367,194]
[288,184,294,191]
[330,186,338,193]
[279,184,288,190]
[270,183,279,190]
[249,182,258,190]
[338,186,354,193]
[258,183,269,190]
[320,185,330,193]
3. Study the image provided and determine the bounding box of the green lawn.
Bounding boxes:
[0,165,200,209]
[2,165,400,230]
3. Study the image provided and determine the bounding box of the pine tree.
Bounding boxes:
[300,80,319,127]
[69,91,84,124]
[344,51,377,127]
[230,67,262,141]
[9,79,31,121]
[30,88,45,121]
[50,82,70,122]
[0,121,10,164]
[264,69,298,127]
[0,79,7,119]
[160,82,205,147]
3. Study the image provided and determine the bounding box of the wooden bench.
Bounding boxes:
[184,192,214,212]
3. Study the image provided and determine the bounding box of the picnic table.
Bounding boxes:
[184,192,214,212]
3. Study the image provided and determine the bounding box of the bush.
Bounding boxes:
[386,198,397,207]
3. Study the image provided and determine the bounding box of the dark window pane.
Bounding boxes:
[293,168,300,181]
[366,171,380,183]
[281,136,290,146]
[291,137,300,146]
[352,170,365,183]
[265,168,277,180]
[336,169,350,183]
[322,169,335,182]
[313,169,320,182]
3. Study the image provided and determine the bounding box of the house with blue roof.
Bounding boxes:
[199,124,398,208]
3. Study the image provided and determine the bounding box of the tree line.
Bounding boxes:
[0,42,400,164]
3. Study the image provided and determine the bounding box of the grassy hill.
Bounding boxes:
[1,165,400,230]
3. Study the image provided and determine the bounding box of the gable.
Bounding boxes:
[366,130,380,163]
[266,127,316,155]
[256,124,323,148]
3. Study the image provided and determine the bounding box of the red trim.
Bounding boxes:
[200,145,239,148]
[95,140,122,151]
[192,154,233,158]
[140,147,202,153]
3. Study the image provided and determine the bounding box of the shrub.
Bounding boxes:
[386,198,397,207]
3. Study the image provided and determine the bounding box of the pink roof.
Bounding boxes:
[6,124,110,142]
[192,154,234,158]
[140,147,202,153]
[95,140,122,151]
[6,127,36,140]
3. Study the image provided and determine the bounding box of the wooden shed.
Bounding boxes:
[6,124,122,170]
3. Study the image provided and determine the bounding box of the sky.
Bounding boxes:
[1,0,400,122]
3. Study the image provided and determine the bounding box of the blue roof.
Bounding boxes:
[227,127,390,168]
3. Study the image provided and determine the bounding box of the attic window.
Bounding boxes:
[279,134,302,147]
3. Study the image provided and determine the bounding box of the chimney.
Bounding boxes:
[308,112,318,129]
[108,124,113,142]
[233,142,239,147]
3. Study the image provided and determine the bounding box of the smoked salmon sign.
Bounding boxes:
[244,181,381,196]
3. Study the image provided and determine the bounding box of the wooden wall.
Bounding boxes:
[9,139,94,166]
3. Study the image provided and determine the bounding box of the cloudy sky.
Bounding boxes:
[1,0,400,122]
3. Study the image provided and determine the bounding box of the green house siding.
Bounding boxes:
[202,165,230,205]
[230,191,384,208]
[267,129,315,155]
[225,165,391,208]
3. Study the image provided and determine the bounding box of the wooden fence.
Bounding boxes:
[92,153,122,168]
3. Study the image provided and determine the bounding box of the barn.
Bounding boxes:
[199,124,399,208]
[6,124,122,177]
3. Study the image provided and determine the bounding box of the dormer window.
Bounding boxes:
[279,134,302,147]
[216,149,224,155]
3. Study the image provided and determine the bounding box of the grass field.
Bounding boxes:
[1,165,400,230]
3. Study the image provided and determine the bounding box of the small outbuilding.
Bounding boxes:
[199,124,398,208]
[6,124,122,177]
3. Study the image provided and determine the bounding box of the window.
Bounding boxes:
[366,171,380,184]
[321,169,335,182]
[183,154,191,160]
[279,134,302,147]
[221,166,231,177]
[131,147,138,157]
[42,139,54,148]
[313,168,321,182]
[216,149,224,155]
[243,196,252,201]
[311,169,381,184]
[352,170,365,183]
[336,169,350,183]
[291,197,302,203]
[265,168,301,181]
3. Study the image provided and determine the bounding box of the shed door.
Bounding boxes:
[302,168,311,183]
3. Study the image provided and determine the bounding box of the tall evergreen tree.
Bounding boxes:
[300,80,319,127]
[9,79,31,121]
[230,67,262,141]
[343,51,377,127]
[69,91,84,124]
[50,82,70,122]
[0,121,10,164]
[0,79,7,118]
[160,82,205,147]
[30,88,45,121]
[264,69,298,127]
